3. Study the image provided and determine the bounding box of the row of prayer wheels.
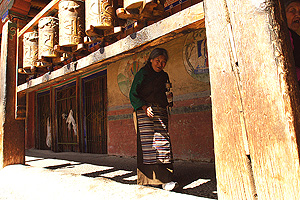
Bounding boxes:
[22,0,166,73]
[22,0,115,72]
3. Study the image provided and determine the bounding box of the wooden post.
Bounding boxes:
[0,20,25,168]
[16,25,27,120]
[205,0,300,199]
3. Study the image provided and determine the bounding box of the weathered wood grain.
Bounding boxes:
[205,0,257,199]
[0,21,25,168]
[227,0,300,199]
[206,0,300,199]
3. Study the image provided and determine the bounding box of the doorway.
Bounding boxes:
[36,91,51,150]
[56,82,79,152]
[82,71,107,154]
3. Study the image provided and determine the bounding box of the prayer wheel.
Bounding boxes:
[59,0,85,47]
[124,0,144,10]
[38,17,59,59]
[85,0,114,32]
[23,31,38,70]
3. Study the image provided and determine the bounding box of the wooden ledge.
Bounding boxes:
[17,2,205,93]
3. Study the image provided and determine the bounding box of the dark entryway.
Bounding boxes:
[82,71,107,154]
[36,91,51,150]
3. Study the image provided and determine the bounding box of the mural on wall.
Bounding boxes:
[117,29,209,97]
[183,28,209,82]
[117,51,150,97]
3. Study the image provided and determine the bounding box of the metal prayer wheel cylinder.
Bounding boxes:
[85,0,114,31]
[38,17,59,59]
[23,31,38,70]
[59,0,85,47]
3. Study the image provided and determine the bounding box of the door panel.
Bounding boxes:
[84,74,107,154]
[37,92,51,150]
[56,84,78,152]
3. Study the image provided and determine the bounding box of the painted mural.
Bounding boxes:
[117,50,150,97]
[117,29,209,97]
[183,29,209,82]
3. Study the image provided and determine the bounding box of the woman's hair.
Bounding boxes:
[285,0,300,7]
[146,48,169,65]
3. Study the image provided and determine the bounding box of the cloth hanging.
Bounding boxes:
[65,109,77,136]
[46,117,52,148]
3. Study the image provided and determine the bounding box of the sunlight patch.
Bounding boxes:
[56,164,113,175]
[26,158,79,168]
[123,175,137,181]
[183,178,211,189]
[101,170,132,178]
[25,156,43,162]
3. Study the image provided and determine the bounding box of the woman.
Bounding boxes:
[129,48,177,191]
[285,0,300,83]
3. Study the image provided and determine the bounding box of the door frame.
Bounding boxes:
[36,89,51,150]
[81,69,107,153]
[54,78,78,152]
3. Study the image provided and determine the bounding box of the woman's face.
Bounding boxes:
[286,2,300,32]
[150,55,167,72]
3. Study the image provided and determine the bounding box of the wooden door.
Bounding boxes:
[56,84,79,152]
[37,91,51,150]
[83,74,107,154]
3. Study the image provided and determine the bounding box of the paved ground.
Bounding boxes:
[0,149,217,200]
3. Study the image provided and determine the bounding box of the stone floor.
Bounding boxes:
[23,149,218,199]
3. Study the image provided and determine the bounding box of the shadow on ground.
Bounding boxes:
[25,149,217,199]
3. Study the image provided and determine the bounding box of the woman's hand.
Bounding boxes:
[142,105,154,118]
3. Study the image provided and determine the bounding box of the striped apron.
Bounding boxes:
[136,106,173,164]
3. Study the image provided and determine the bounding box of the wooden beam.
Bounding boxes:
[30,0,51,8]
[18,0,60,37]
[17,2,205,93]
[28,7,40,18]
[205,0,300,199]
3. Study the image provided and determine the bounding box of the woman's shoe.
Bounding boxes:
[162,181,178,191]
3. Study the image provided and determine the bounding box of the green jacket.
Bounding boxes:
[129,63,169,110]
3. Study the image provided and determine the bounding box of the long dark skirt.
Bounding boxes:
[134,107,174,185]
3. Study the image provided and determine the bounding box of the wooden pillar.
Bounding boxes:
[0,20,25,169]
[205,0,300,199]
[25,91,35,149]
